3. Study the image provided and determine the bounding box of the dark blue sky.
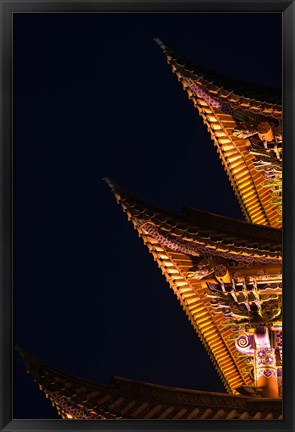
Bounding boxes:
[13,13,282,419]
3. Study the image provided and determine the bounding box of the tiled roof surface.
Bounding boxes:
[16,346,282,420]
[155,39,282,228]
[105,179,282,393]
[106,179,282,260]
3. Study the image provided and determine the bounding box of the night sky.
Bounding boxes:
[13,13,282,419]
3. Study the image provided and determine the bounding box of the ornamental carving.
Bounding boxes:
[187,258,229,281]
[141,222,280,268]
[235,334,254,355]
[187,258,216,280]
[207,280,282,326]
[255,348,277,380]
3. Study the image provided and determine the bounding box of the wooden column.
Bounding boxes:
[254,327,279,398]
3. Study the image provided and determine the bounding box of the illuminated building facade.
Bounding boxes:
[18,40,282,420]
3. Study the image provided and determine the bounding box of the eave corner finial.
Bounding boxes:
[153,37,167,51]
[102,177,115,191]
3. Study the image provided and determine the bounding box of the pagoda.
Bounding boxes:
[17,40,282,420]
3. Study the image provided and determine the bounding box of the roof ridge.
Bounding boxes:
[183,206,282,234]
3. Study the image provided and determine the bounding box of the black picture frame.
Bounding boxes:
[1,1,294,431]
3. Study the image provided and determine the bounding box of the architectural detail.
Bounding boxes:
[16,346,282,420]
[154,38,282,228]
[104,178,282,397]
[235,334,254,355]
[255,348,278,397]
[17,40,282,419]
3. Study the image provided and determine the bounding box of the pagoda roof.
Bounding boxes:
[154,38,282,106]
[16,346,282,420]
[155,39,282,229]
[105,179,282,393]
[105,178,282,260]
